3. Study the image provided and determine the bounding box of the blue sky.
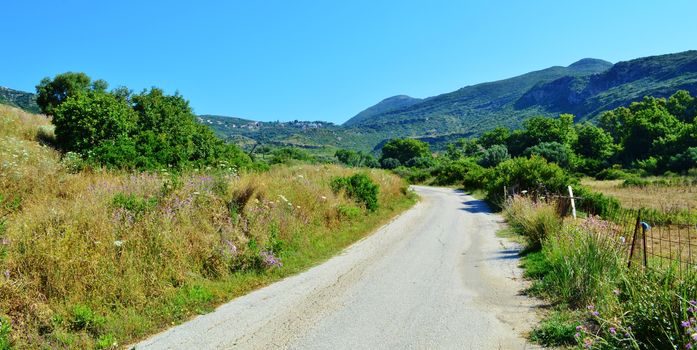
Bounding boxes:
[3,0,697,124]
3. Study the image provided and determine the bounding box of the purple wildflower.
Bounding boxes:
[260,250,283,268]
[684,321,693,328]
[686,343,693,349]
[609,327,616,335]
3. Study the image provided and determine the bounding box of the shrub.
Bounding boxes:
[478,144,510,168]
[404,156,435,168]
[331,173,379,211]
[523,142,572,168]
[431,158,479,186]
[52,91,137,154]
[594,167,634,180]
[486,156,571,205]
[380,157,401,169]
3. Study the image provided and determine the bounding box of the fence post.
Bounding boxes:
[628,210,642,268]
[641,221,649,268]
[567,185,576,219]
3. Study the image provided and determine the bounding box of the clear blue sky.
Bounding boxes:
[3,0,697,124]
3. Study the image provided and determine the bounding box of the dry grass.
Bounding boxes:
[581,178,697,213]
[0,105,415,349]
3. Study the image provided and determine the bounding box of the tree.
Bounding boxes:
[573,122,616,159]
[667,90,696,123]
[524,142,572,168]
[36,72,107,115]
[52,91,137,153]
[479,127,510,149]
[478,144,510,168]
[380,138,430,165]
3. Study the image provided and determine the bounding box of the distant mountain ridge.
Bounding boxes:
[3,50,697,153]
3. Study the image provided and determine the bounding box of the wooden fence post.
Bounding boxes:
[567,185,576,219]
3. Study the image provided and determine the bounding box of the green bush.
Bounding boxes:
[486,156,571,205]
[478,144,510,168]
[594,167,634,180]
[331,173,379,211]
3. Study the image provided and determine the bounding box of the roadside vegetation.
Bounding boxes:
[345,90,695,348]
[0,75,414,348]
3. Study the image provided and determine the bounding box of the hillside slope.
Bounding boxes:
[0,86,40,113]
[344,95,423,126]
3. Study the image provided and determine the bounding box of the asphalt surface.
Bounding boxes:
[135,186,539,349]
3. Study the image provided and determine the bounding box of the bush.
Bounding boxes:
[594,167,634,180]
[404,156,435,168]
[523,142,572,168]
[331,173,379,211]
[486,156,571,205]
[478,144,510,168]
[380,157,401,169]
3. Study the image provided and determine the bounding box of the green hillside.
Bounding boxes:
[344,95,423,126]
[0,86,40,113]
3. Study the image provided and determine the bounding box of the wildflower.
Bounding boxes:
[575,332,581,338]
[686,343,693,349]
[3,270,9,279]
[114,240,124,248]
[610,327,616,335]
[613,289,621,296]
[583,337,593,348]
[260,250,283,268]
[684,321,692,328]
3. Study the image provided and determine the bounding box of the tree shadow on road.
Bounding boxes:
[459,199,492,214]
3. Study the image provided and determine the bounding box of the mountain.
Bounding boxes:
[345,95,423,126]
[515,50,697,119]
[0,86,40,113]
[343,58,613,134]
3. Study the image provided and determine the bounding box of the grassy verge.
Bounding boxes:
[506,196,697,349]
[0,105,416,349]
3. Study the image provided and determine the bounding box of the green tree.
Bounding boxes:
[52,91,137,153]
[479,127,510,149]
[36,72,107,115]
[573,122,616,159]
[523,142,572,168]
[667,90,696,123]
[380,138,430,165]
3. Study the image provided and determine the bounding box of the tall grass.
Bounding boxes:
[503,196,562,250]
[508,196,697,349]
[0,105,415,349]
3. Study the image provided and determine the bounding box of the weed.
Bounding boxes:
[530,310,580,346]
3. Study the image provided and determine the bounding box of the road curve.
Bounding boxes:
[135,186,539,349]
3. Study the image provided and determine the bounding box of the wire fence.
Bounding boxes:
[510,187,697,272]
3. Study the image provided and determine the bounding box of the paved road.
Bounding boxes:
[135,186,539,349]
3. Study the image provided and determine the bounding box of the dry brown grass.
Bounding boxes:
[0,106,414,349]
[581,178,697,213]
